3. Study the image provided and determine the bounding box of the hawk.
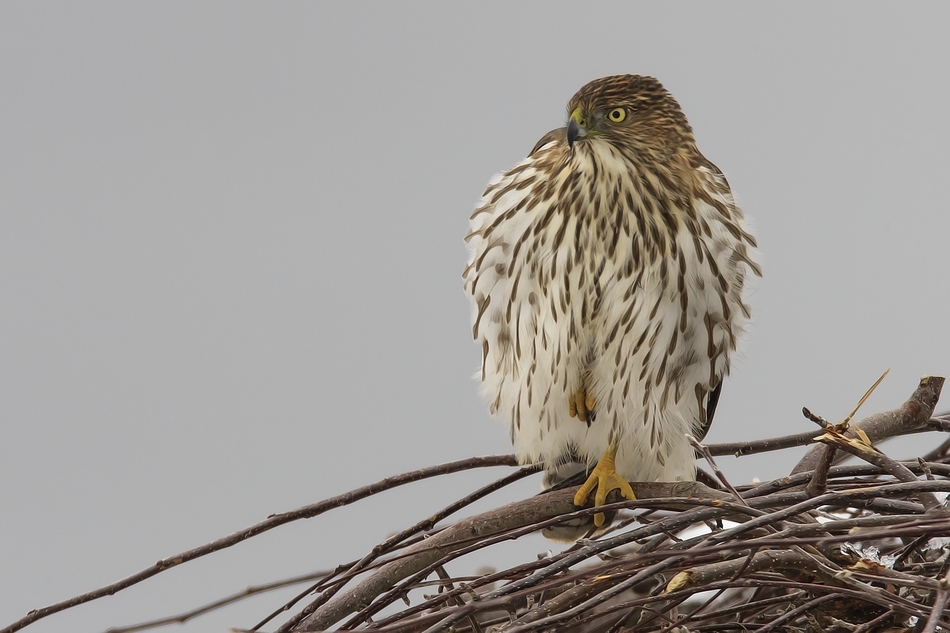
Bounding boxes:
[463,75,760,526]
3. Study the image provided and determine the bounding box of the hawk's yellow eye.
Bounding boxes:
[607,108,626,123]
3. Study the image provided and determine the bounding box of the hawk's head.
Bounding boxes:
[566,75,696,161]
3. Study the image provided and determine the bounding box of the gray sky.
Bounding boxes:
[2,3,949,631]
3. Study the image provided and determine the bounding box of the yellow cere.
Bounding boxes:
[570,107,588,128]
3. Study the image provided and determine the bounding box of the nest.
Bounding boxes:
[6,376,950,633]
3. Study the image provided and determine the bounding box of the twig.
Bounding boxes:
[322,504,950,633]
[269,464,540,632]
[802,406,830,427]
[433,567,482,633]
[299,478,950,631]
[688,434,747,506]
[792,376,944,474]
[666,549,834,592]
[356,495,764,633]
[0,455,518,633]
[294,482,733,632]
[706,429,828,457]
[302,466,541,632]
[295,494,572,631]
[497,556,692,633]
[812,430,943,511]
[800,405,837,497]
[922,434,950,462]
[852,610,896,633]
[920,588,950,633]
[7,378,949,633]
[805,443,836,497]
[754,593,841,633]
[103,570,332,633]
[796,369,891,494]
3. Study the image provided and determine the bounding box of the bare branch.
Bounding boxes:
[812,429,943,510]
[921,588,950,633]
[273,465,540,632]
[792,375,944,475]
[294,482,731,632]
[666,549,831,592]
[0,456,518,633]
[706,428,825,457]
[804,441,836,497]
[6,378,949,633]
[104,570,332,633]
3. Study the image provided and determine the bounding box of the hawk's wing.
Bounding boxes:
[529,128,567,157]
[697,381,722,442]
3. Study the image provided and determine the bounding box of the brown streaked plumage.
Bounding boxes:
[464,75,760,527]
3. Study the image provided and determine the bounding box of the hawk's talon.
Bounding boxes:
[573,446,635,527]
[569,388,596,424]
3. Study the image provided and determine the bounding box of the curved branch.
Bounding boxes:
[104,570,332,633]
[1,456,518,633]
[295,482,729,632]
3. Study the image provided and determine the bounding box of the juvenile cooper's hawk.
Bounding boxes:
[463,75,760,526]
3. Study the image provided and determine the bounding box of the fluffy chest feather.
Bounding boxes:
[465,139,757,480]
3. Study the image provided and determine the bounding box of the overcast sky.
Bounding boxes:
[2,3,949,632]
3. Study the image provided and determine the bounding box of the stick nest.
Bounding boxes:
[282,376,950,633]
[6,376,950,633]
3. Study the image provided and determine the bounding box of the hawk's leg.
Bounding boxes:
[568,388,596,425]
[573,444,636,527]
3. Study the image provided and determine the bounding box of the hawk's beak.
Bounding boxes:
[567,107,588,147]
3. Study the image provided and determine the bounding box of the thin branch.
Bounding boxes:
[666,549,833,593]
[804,442,836,497]
[792,376,944,474]
[294,494,571,631]
[852,610,897,633]
[920,588,950,633]
[0,456,518,633]
[294,482,731,632]
[706,428,827,457]
[689,435,747,506]
[922,434,950,462]
[7,379,949,633]
[754,593,841,633]
[104,570,332,633]
[300,480,950,632]
[275,465,540,632]
[812,429,943,510]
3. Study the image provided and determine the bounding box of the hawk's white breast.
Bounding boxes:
[464,137,758,483]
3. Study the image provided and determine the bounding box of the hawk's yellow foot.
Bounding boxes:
[568,388,596,423]
[573,445,635,527]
